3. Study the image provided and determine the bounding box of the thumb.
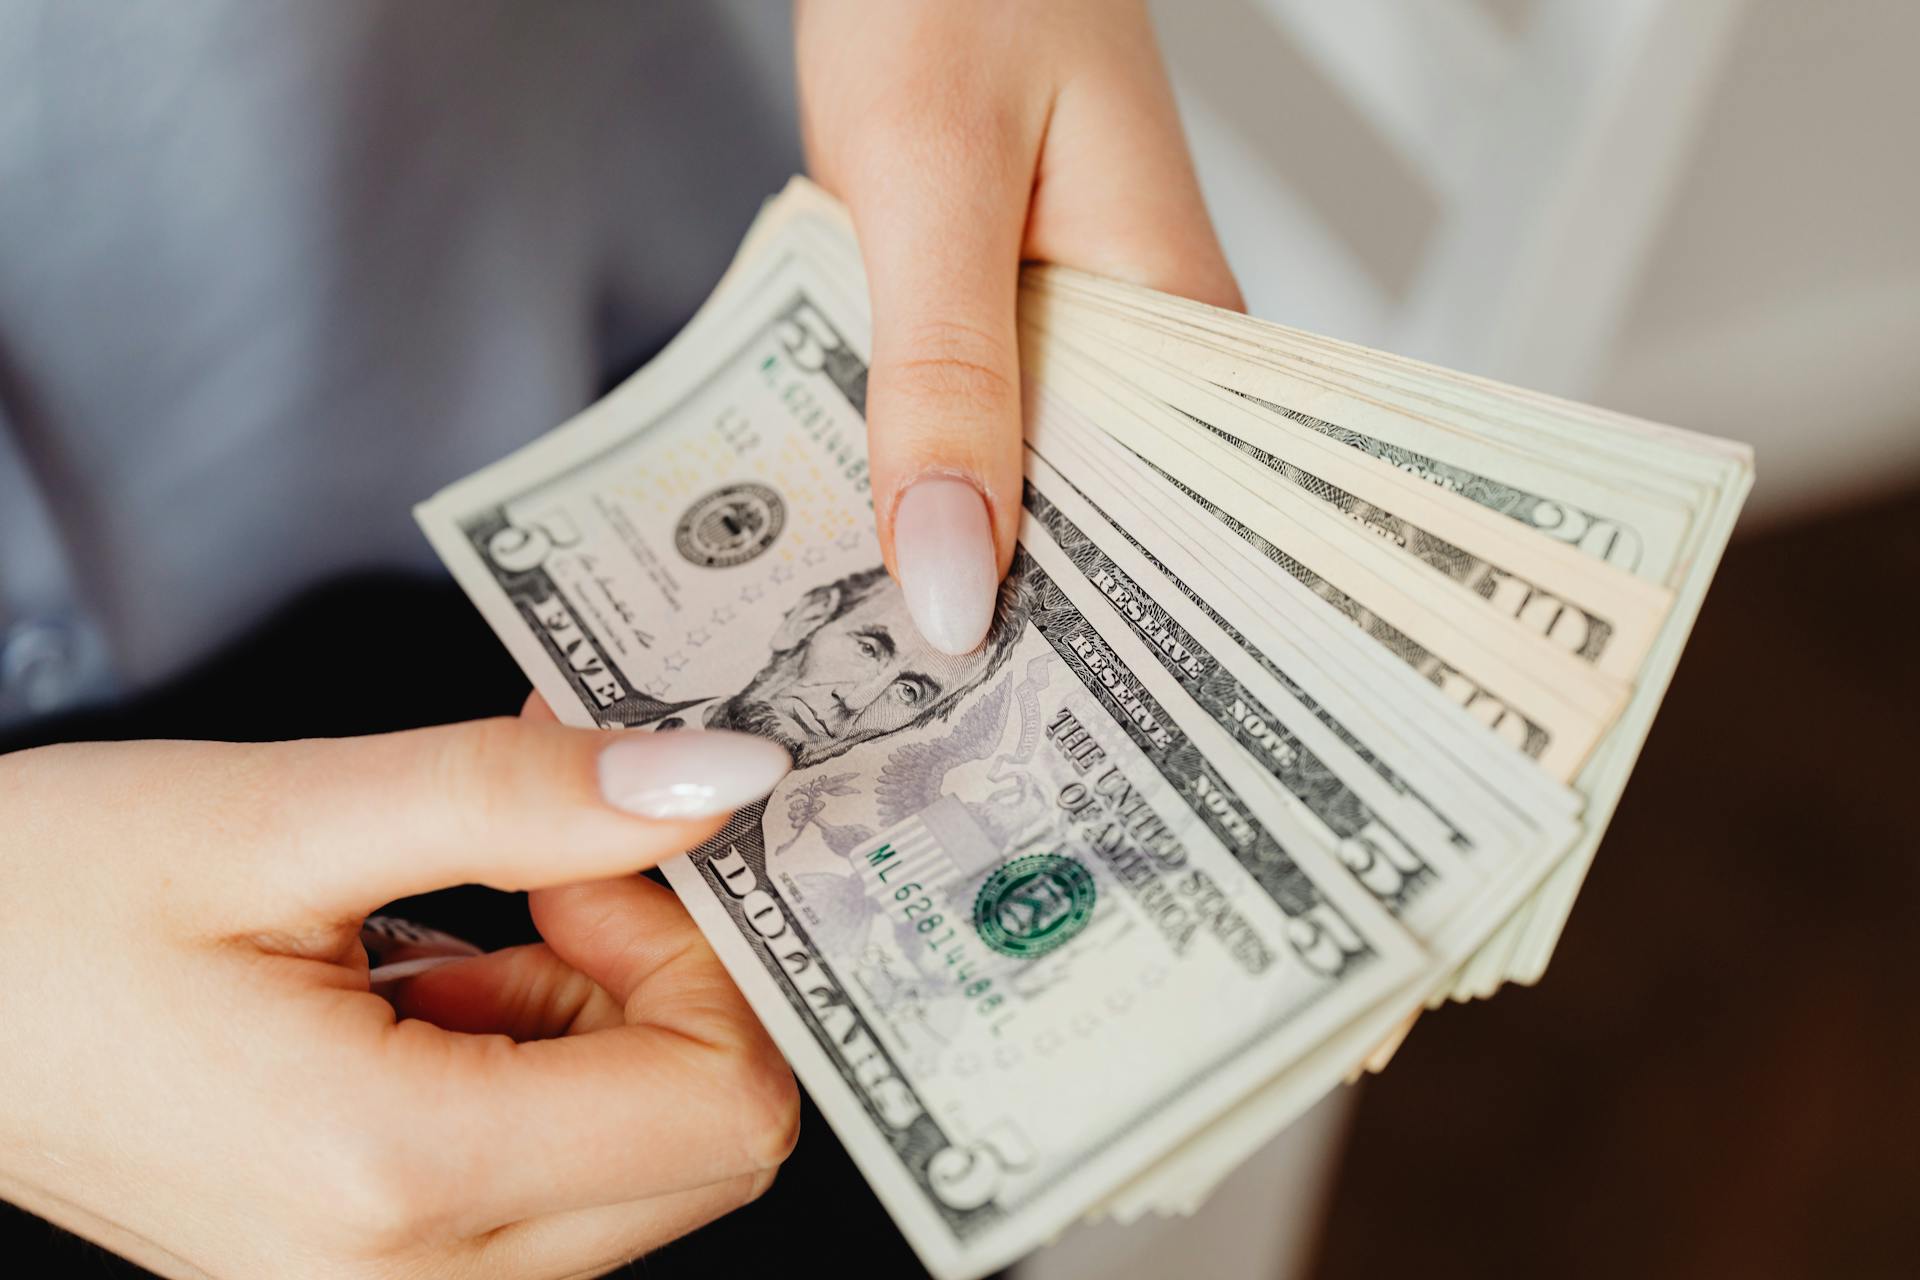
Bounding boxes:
[251,718,789,923]
[839,141,1033,657]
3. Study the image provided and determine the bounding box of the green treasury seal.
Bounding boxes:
[973,854,1097,959]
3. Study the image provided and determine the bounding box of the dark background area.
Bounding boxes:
[1316,485,1920,1279]
[4,486,1915,1278]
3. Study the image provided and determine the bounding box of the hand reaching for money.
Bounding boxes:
[0,709,797,1280]
[796,0,1241,654]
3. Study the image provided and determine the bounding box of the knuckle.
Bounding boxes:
[428,716,528,843]
[314,1128,454,1254]
[439,715,527,794]
[853,90,1019,178]
[881,320,1018,413]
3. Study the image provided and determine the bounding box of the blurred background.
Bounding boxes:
[2,1,1913,1278]
[1161,0,1920,525]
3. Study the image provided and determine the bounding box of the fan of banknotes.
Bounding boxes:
[416,178,1752,1280]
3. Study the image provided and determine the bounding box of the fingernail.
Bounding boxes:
[598,730,792,819]
[893,476,998,655]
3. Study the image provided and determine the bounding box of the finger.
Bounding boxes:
[244,718,789,924]
[821,81,1045,655]
[1023,23,1243,312]
[382,943,623,1040]
[372,875,797,1228]
[527,876,746,1020]
[520,690,557,723]
[472,1170,774,1280]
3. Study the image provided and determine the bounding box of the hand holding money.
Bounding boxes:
[418,179,1751,1277]
[796,0,1241,653]
[0,719,800,1279]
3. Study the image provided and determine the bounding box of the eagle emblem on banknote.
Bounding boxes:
[674,481,786,568]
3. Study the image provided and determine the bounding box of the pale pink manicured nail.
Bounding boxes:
[893,477,998,655]
[598,730,791,819]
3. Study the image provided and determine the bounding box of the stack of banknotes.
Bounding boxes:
[416,178,1752,1280]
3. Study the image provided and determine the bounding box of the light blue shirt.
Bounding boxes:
[0,0,801,726]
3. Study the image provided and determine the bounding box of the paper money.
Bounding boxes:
[416,178,1751,1274]
[418,237,1422,1278]
[1015,266,1752,1001]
